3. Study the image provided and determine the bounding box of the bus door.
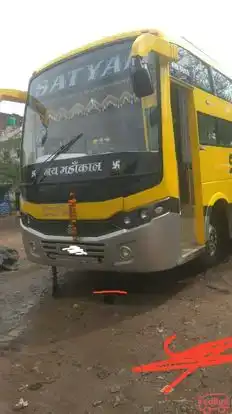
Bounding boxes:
[170,82,198,251]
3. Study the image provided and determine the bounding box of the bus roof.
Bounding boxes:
[33,29,163,75]
[34,29,232,81]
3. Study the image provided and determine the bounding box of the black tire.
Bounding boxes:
[202,212,229,267]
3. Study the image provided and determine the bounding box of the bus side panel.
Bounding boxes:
[194,89,232,228]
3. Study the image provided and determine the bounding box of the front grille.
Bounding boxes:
[21,214,119,237]
[41,240,105,259]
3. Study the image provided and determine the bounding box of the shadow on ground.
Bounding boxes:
[18,257,209,347]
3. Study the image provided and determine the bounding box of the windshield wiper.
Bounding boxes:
[33,132,83,185]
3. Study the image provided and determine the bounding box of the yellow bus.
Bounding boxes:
[19,29,232,286]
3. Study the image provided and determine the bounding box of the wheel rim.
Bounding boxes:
[207,225,218,257]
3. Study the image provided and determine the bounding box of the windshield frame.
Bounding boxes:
[21,37,162,173]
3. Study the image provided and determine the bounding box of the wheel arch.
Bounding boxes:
[204,193,230,241]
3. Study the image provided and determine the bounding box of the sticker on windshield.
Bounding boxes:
[112,160,121,171]
[31,160,103,179]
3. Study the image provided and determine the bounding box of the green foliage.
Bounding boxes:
[0,136,21,152]
[0,136,21,185]
[0,161,20,185]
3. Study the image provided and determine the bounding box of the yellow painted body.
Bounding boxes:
[194,88,232,208]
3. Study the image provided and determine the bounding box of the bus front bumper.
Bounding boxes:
[20,213,181,272]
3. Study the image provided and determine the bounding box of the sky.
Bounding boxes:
[1,0,231,115]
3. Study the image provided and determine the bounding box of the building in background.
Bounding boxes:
[0,91,26,215]
[0,112,22,133]
[0,112,23,194]
[0,112,22,160]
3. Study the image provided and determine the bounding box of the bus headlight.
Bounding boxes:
[140,209,150,220]
[117,198,171,230]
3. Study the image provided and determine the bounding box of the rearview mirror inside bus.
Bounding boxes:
[129,56,154,98]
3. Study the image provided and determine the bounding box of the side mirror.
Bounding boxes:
[129,56,154,98]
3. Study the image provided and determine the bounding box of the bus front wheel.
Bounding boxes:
[202,211,229,267]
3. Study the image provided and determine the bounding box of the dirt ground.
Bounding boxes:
[0,216,26,259]
[1,216,232,413]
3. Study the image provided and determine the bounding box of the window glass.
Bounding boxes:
[170,47,212,92]
[211,68,232,103]
[22,40,147,166]
[198,113,217,146]
[144,51,160,152]
[217,118,232,147]
[145,107,159,151]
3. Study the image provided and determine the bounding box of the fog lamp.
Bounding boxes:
[120,245,132,260]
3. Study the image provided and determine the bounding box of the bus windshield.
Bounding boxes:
[22,39,160,166]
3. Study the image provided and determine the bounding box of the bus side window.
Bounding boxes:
[197,113,217,146]
[217,118,232,147]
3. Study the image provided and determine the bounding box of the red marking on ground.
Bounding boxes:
[132,334,232,394]
[92,290,128,295]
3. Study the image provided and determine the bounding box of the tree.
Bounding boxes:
[0,161,20,185]
[0,136,21,186]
